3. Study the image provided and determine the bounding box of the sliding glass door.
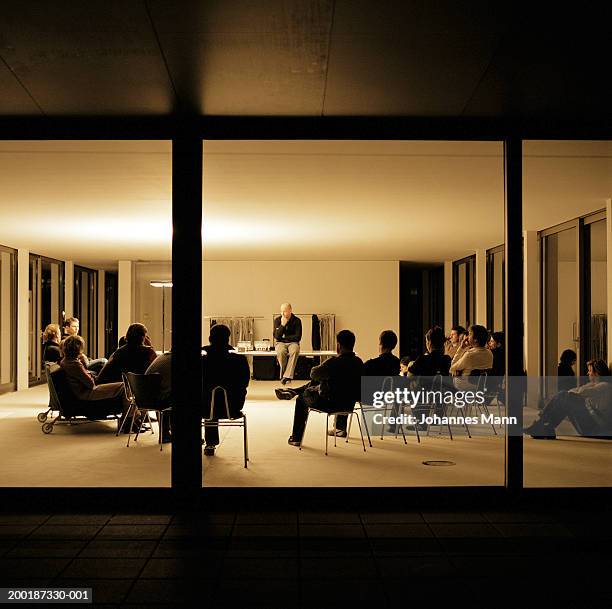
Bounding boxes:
[486,245,505,333]
[453,255,475,328]
[74,266,98,360]
[541,223,579,379]
[583,213,607,367]
[29,254,64,384]
[0,246,16,394]
[541,211,607,378]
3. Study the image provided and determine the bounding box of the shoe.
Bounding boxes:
[524,420,556,439]
[275,388,294,400]
[327,428,347,438]
[281,377,292,385]
[288,436,301,447]
[203,445,216,456]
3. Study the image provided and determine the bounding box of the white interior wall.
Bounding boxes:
[133,260,398,362]
[16,249,29,391]
[134,262,172,351]
[64,261,73,318]
[475,249,487,326]
[202,261,399,362]
[444,261,453,332]
[97,270,105,358]
[118,261,134,341]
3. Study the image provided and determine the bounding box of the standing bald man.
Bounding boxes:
[274,303,302,385]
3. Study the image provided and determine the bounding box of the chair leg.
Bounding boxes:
[158,411,163,452]
[117,404,132,437]
[126,407,138,447]
[354,413,366,452]
[360,408,373,447]
[325,414,329,456]
[333,415,338,448]
[243,414,248,468]
[299,410,309,451]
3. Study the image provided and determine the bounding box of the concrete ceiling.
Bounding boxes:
[0,140,609,269]
[0,1,609,118]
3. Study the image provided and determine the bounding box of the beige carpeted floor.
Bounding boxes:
[0,381,610,487]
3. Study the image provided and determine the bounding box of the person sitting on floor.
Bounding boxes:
[61,317,107,375]
[96,323,157,384]
[201,324,251,456]
[557,349,577,392]
[279,329,363,445]
[42,324,62,364]
[362,330,400,376]
[524,359,612,439]
[59,335,131,429]
[450,324,493,390]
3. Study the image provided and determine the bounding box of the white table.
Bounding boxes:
[231,350,336,357]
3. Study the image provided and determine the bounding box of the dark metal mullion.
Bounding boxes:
[578,219,588,376]
[171,128,203,503]
[504,138,523,495]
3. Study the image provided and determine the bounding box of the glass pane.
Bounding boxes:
[0,140,171,488]
[0,251,15,391]
[492,251,504,332]
[524,140,611,488]
[28,257,40,381]
[587,219,607,363]
[544,228,578,379]
[203,139,505,489]
[458,263,467,327]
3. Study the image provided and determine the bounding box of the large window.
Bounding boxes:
[0,245,16,394]
[453,255,475,328]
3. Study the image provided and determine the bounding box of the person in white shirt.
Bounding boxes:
[450,325,493,389]
[524,359,612,439]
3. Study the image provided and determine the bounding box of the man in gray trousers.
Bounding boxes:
[274,303,302,385]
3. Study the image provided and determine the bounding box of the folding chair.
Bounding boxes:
[300,404,366,456]
[202,386,249,468]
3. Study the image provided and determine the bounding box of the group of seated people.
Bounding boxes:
[41,316,612,454]
[277,324,505,445]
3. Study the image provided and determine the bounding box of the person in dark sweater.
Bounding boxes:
[408,326,452,377]
[42,324,62,364]
[201,324,250,456]
[96,323,157,384]
[280,330,363,445]
[488,331,505,377]
[363,330,400,376]
[274,303,302,385]
[557,349,577,392]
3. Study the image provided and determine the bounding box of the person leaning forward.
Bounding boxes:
[274,303,302,385]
